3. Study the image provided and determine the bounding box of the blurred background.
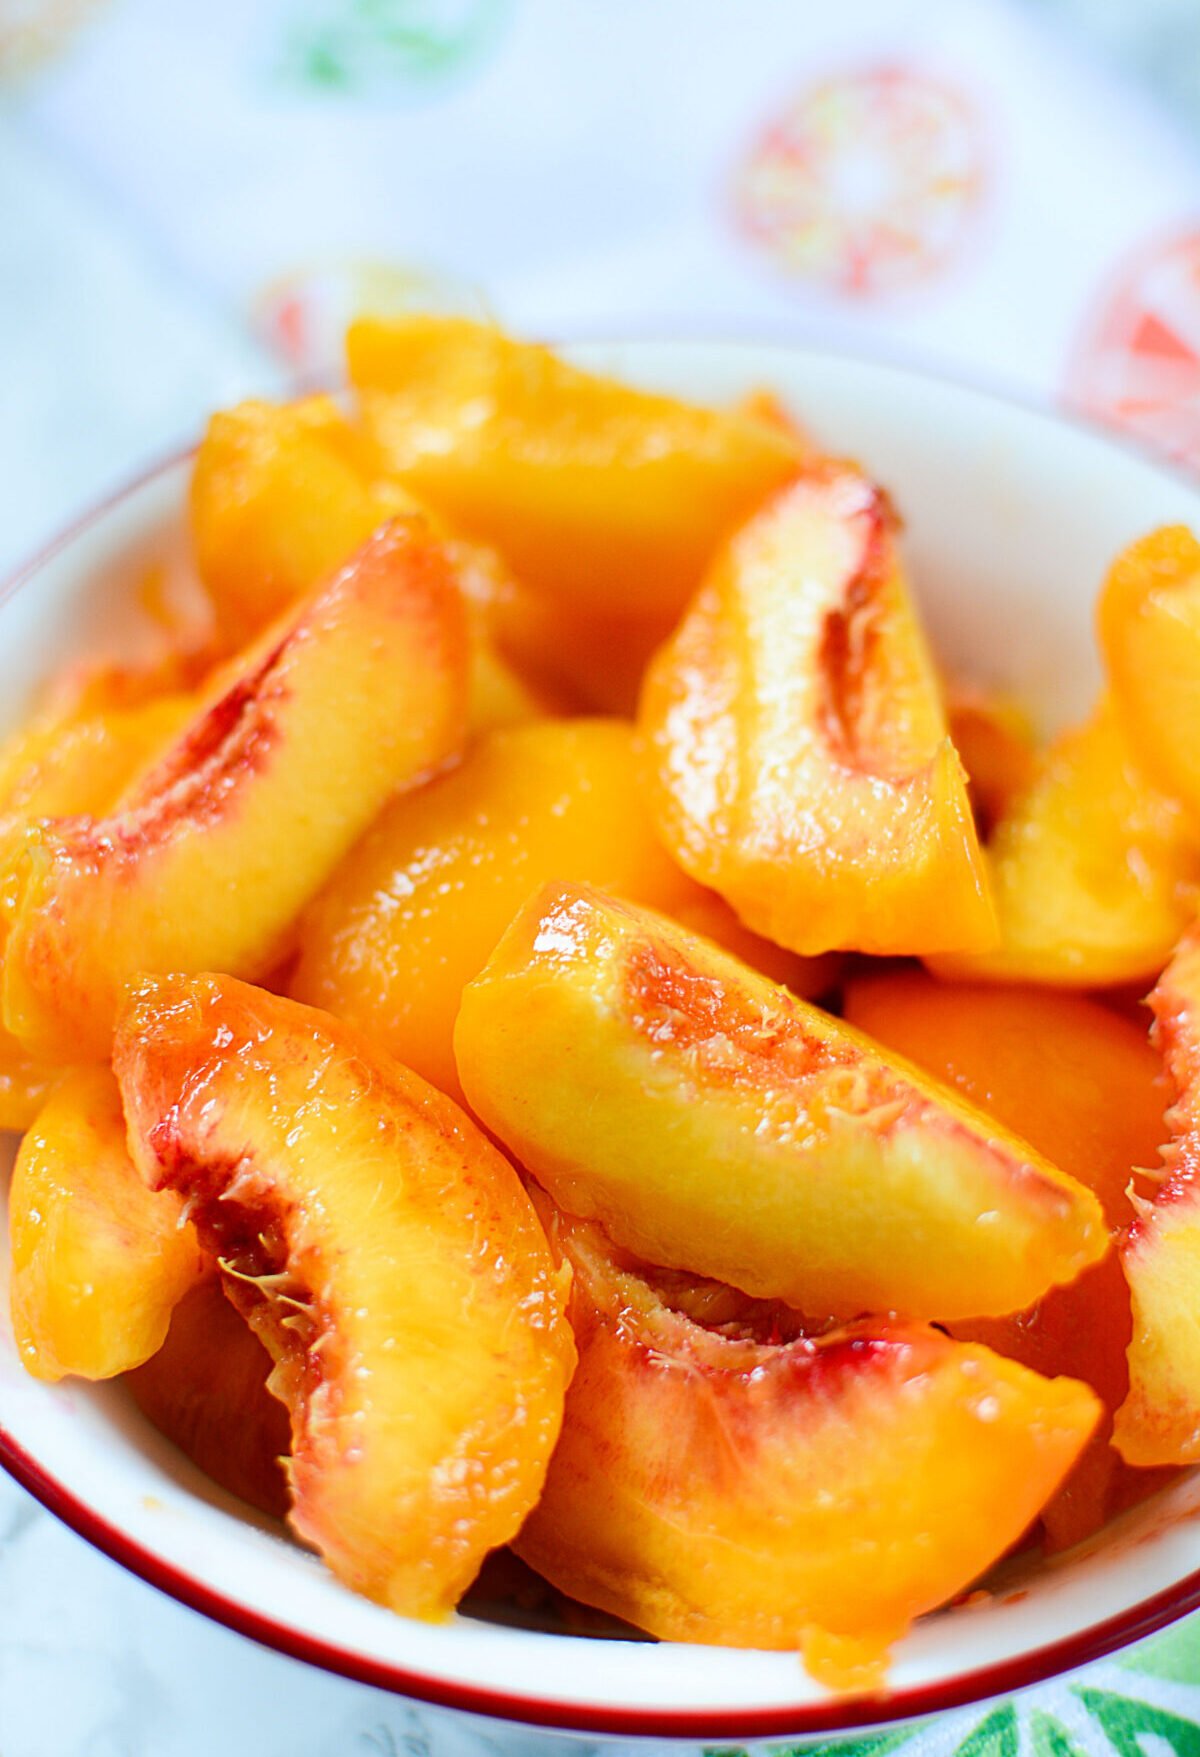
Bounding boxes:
[3,2,1200,1753]
[3,0,1200,587]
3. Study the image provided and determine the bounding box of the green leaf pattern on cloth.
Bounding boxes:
[278,0,510,96]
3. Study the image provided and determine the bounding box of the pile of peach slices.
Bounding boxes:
[8,317,1200,1691]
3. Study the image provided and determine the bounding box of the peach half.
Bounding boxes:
[1114,924,1200,1466]
[1,518,468,1063]
[455,884,1105,1321]
[348,314,801,620]
[115,973,576,1619]
[9,1067,205,1382]
[515,1202,1100,1661]
[638,461,994,956]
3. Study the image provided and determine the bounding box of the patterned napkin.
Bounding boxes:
[4,2,1200,1753]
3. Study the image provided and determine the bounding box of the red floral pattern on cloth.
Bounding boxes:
[732,64,987,299]
[1066,227,1200,473]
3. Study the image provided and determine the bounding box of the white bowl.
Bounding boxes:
[4,340,1200,1747]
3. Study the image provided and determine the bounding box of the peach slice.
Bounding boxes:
[843,970,1165,1550]
[1,518,468,1062]
[190,395,415,648]
[9,1067,205,1382]
[347,314,801,620]
[126,1276,291,1518]
[1098,525,1200,818]
[638,462,994,956]
[945,683,1038,837]
[0,690,198,1125]
[292,719,831,1103]
[191,396,540,731]
[932,702,1200,988]
[1114,924,1200,1466]
[515,1201,1100,1658]
[115,973,576,1618]
[455,883,1105,1320]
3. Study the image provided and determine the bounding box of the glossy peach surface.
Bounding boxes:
[1115,925,1200,1466]
[1099,525,1200,819]
[455,882,1105,1320]
[517,1202,1099,1658]
[933,702,1200,987]
[348,315,801,619]
[115,973,575,1619]
[843,971,1167,1550]
[293,718,827,1101]
[126,1275,291,1519]
[639,462,994,956]
[8,1067,204,1383]
[1,518,468,1061]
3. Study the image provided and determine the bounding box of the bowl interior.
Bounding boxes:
[3,341,1200,1738]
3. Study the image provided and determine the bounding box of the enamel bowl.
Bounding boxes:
[3,340,1200,1748]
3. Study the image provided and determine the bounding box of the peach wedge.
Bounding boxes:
[1,519,468,1063]
[932,702,1199,988]
[1099,525,1200,819]
[1115,924,1200,1466]
[292,718,830,1102]
[516,1202,1100,1661]
[348,314,801,620]
[455,884,1105,1321]
[115,974,575,1619]
[639,461,994,956]
[9,1067,205,1382]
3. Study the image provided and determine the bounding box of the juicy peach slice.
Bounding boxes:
[945,683,1038,837]
[126,1276,291,1518]
[115,973,575,1618]
[516,1202,1100,1658]
[1,519,468,1062]
[191,396,539,731]
[932,702,1200,988]
[639,462,994,956]
[843,971,1165,1551]
[455,883,1105,1320]
[1098,526,1200,818]
[1114,925,1200,1466]
[292,719,831,1103]
[190,395,415,648]
[0,695,195,824]
[347,314,801,619]
[9,1067,205,1382]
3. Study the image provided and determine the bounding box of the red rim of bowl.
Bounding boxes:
[4,340,1200,1737]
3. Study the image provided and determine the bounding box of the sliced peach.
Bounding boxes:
[1098,525,1200,818]
[9,1067,205,1382]
[190,395,415,648]
[945,683,1038,837]
[1,519,468,1062]
[126,1276,291,1518]
[932,702,1200,988]
[639,462,994,956]
[115,973,575,1618]
[347,314,801,619]
[455,883,1105,1320]
[1114,924,1200,1465]
[292,719,830,1102]
[191,396,544,731]
[843,971,1165,1550]
[516,1202,1100,1656]
[0,690,199,1123]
